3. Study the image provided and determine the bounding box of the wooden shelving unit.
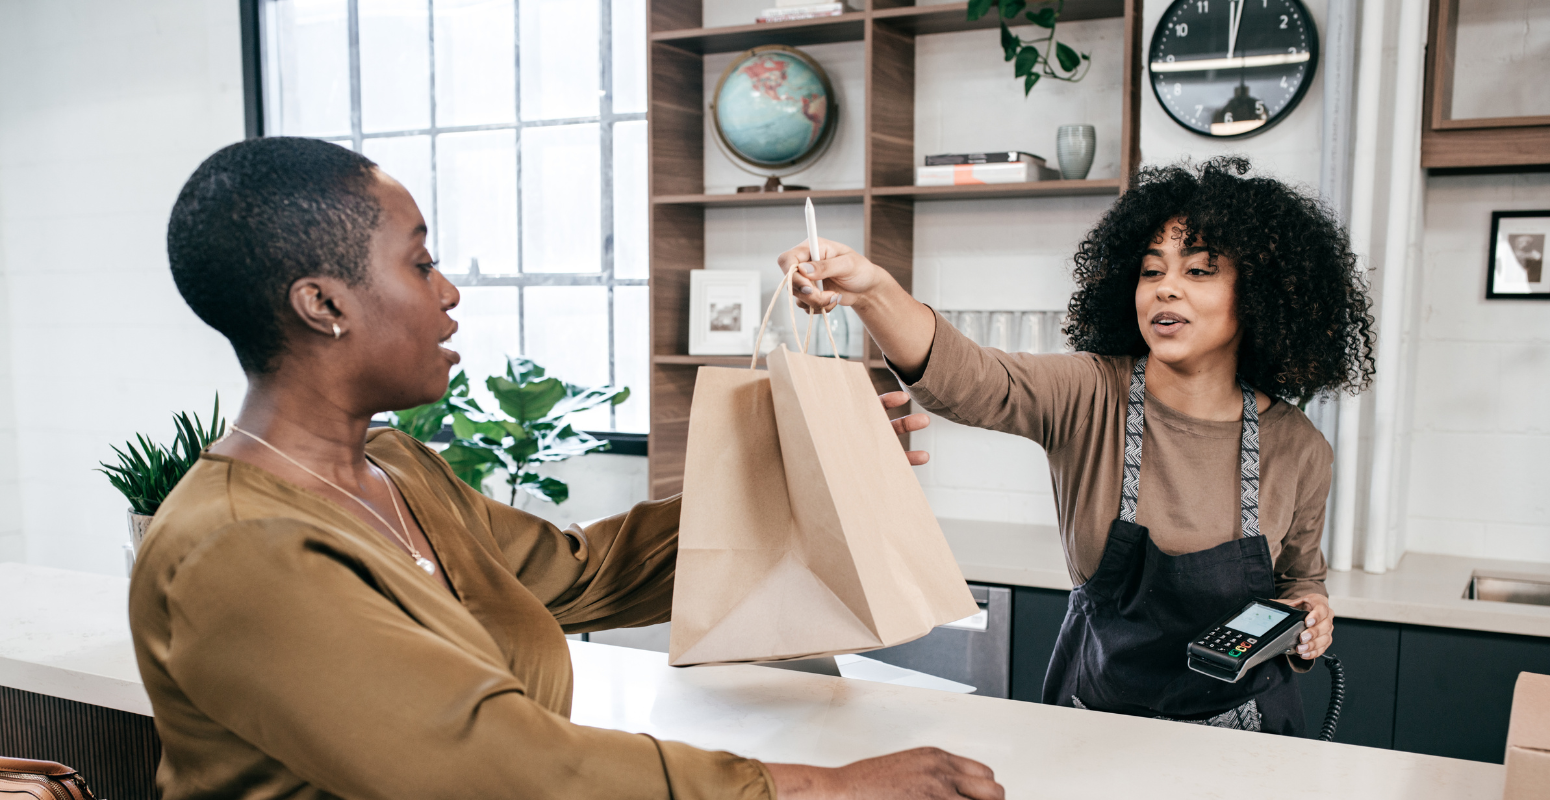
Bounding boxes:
[647,0,1143,498]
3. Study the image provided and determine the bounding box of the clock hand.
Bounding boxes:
[1227,0,1243,60]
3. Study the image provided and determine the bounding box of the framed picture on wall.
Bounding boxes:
[689,270,762,355]
[1487,211,1550,299]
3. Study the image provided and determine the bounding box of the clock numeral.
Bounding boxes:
[1280,14,1289,29]
[1288,47,1298,53]
[1224,111,1234,123]
[1173,82,1182,96]
[1176,22,1189,36]
[1195,104,1204,115]
[1280,75,1289,88]
[1195,0,1208,12]
[1166,54,1175,62]
[1255,100,1267,118]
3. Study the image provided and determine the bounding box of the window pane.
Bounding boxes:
[267,0,351,137]
[434,0,516,126]
[612,120,647,279]
[362,135,435,253]
[521,124,600,273]
[613,285,648,432]
[524,286,610,430]
[359,0,431,133]
[611,0,647,114]
[447,286,521,412]
[520,0,599,120]
[436,129,517,275]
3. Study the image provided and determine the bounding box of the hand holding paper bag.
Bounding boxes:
[669,294,977,665]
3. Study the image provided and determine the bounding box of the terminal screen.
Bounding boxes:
[1225,604,1289,637]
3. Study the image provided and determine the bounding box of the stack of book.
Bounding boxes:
[756,1,852,23]
[916,152,1062,186]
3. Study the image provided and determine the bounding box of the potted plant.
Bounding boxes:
[99,398,226,553]
[389,357,629,506]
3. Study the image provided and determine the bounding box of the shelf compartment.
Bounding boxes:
[871,178,1122,200]
[650,12,866,54]
[870,0,1125,36]
[653,188,866,207]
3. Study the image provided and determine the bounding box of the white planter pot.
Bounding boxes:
[128,511,154,553]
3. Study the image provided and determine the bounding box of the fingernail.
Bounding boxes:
[831,294,842,306]
[800,286,815,295]
[801,264,814,275]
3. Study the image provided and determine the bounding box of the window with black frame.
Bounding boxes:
[254,0,649,436]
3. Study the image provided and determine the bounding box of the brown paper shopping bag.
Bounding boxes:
[669,270,977,666]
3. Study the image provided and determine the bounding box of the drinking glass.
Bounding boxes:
[988,311,1016,351]
[955,311,987,346]
[1017,311,1045,353]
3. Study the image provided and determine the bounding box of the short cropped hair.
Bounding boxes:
[168,137,381,373]
[1064,157,1376,401]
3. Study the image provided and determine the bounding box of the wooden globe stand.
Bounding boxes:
[737,176,810,193]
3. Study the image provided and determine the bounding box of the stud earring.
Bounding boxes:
[332,323,342,340]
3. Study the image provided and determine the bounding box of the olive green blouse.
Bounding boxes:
[128,428,772,800]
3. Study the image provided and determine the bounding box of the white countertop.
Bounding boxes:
[941,518,1550,639]
[0,563,149,715]
[0,561,1510,798]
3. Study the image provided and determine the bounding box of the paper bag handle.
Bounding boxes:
[749,263,842,370]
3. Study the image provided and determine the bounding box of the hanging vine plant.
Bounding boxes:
[968,0,1092,95]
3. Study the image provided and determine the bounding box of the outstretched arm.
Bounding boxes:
[776,237,936,381]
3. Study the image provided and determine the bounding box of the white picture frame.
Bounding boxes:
[689,270,762,356]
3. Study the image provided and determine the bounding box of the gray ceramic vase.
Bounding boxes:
[1056,124,1097,180]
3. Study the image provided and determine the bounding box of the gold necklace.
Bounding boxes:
[229,425,437,576]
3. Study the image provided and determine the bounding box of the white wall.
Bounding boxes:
[0,0,250,575]
[1403,172,1550,562]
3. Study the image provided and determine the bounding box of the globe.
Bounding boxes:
[711,46,836,170]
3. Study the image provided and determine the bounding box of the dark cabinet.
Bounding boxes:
[1010,587,1070,702]
[1296,619,1400,748]
[1005,584,1549,761]
[1393,624,1550,763]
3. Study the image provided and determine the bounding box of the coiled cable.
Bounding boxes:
[1317,653,1346,742]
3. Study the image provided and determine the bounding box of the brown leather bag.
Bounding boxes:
[0,757,96,800]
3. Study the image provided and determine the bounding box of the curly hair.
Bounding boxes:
[1064,156,1376,400]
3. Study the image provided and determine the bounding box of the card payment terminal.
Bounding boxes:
[1187,598,1307,683]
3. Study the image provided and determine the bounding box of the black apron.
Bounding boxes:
[1042,356,1305,736]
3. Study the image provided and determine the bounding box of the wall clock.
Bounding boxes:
[1149,0,1319,138]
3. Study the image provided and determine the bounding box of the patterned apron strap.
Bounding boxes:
[1119,355,1262,539]
[1238,380,1261,538]
[1119,356,1147,524]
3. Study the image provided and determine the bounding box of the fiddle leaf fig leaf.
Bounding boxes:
[450,411,476,440]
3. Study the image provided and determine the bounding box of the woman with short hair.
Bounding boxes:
[130,136,1003,800]
[780,157,1376,735]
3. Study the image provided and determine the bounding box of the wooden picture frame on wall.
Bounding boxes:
[1485,211,1550,300]
[1423,0,1550,170]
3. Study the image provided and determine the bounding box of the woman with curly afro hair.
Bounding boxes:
[778,156,1375,736]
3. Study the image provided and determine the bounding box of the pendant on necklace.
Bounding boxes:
[415,556,437,576]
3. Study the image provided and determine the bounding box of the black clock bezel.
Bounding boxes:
[1148,0,1321,140]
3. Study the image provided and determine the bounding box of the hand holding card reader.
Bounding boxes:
[1187,598,1307,683]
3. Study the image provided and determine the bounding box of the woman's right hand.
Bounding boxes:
[776,237,892,313]
[765,747,1005,799]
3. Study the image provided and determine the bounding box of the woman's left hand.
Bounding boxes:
[1286,594,1333,661]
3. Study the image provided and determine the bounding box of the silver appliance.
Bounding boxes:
[864,584,1012,697]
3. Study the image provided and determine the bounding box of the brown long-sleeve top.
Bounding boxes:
[128,428,772,800]
[903,311,1330,600]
